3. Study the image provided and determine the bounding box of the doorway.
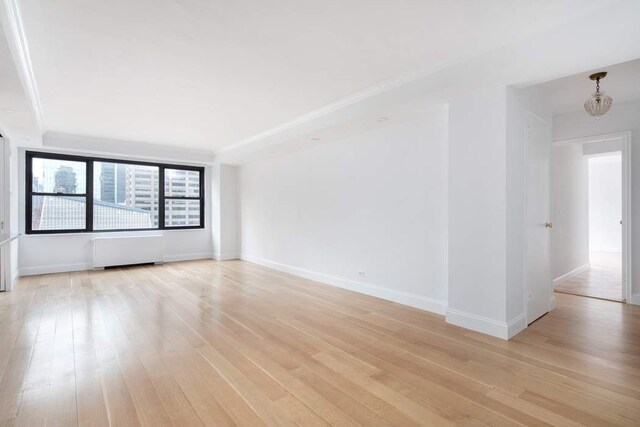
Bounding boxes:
[551,133,631,302]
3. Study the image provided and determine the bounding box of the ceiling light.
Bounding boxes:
[1,108,15,113]
[311,137,320,141]
[377,117,389,122]
[584,72,613,118]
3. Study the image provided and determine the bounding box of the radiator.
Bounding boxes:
[93,235,164,268]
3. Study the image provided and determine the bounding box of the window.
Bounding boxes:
[93,161,160,230]
[164,168,202,227]
[26,152,204,234]
[29,157,87,231]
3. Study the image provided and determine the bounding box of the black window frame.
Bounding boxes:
[26,151,205,234]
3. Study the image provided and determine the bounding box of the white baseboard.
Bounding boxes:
[214,252,240,261]
[164,252,214,262]
[445,309,526,340]
[591,248,622,254]
[10,271,19,290]
[507,314,528,339]
[553,263,590,287]
[18,253,215,277]
[19,263,92,276]
[240,254,447,315]
[629,294,640,305]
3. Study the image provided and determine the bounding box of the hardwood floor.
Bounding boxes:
[1,260,639,426]
[555,251,623,302]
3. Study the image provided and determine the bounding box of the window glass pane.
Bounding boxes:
[165,199,200,227]
[93,162,159,230]
[165,169,200,197]
[31,195,86,230]
[32,157,86,194]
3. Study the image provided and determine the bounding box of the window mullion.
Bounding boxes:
[86,160,93,232]
[159,167,165,229]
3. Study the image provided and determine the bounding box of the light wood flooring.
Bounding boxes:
[555,251,623,302]
[1,259,639,426]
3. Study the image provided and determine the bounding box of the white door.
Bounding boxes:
[525,112,551,324]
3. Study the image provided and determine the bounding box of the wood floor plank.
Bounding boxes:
[1,260,639,426]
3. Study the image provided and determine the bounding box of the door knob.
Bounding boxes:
[545,222,553,228]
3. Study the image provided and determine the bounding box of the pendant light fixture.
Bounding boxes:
[584,72,613,118]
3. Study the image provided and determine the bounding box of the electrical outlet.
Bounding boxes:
[357,271,365,278]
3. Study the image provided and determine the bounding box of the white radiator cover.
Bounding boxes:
[93,235,164,268]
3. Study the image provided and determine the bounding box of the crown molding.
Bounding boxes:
[2,0,44,131]
[42,132,215,165]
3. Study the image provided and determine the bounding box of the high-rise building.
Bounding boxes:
[100,163,115,203]
[99,163,126,204]
[125,165,159,226]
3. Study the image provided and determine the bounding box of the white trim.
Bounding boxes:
[446,309,526,340]
[213,252,240,261]
[0,137,8,291]
[164,252,214,262]
[19,252,214,276]
[2,0,44,129]
[553,132,628,147]
[43,133,215,165]
[507,314,528,339]
[241,254,447,315]
[10,270,18,289]
[553,131,632,304]
[553,263,590,287]
[20,262,92,276]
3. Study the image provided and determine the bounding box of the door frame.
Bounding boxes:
[0,136,8,291]
[524,111,552,324]
[0,132,16,292]
[553,131,632,303]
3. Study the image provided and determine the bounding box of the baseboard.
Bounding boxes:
[10,271,19,290]
[445,309,526,340]
[629,294,640,305]
[241,254,447,315]
[214,252,240,261]
[507,314,527,339]
[164,252,214,262]
[19,253,215,276]
[553,263,590,287]
[19,263,92,276]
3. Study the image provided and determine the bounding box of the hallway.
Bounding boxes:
[555,251,623,301]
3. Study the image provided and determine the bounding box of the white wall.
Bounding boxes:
[588,154,622,253]
[551,143,589,280]
[18,148,213,275]
[239,106,449,313]
[447,86,508,332]
[554,99,640,302]
[505,86,553,326]
[211,163,239,260]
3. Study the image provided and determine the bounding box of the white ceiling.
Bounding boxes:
[538,58,640,114]
[11,0,616,151]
